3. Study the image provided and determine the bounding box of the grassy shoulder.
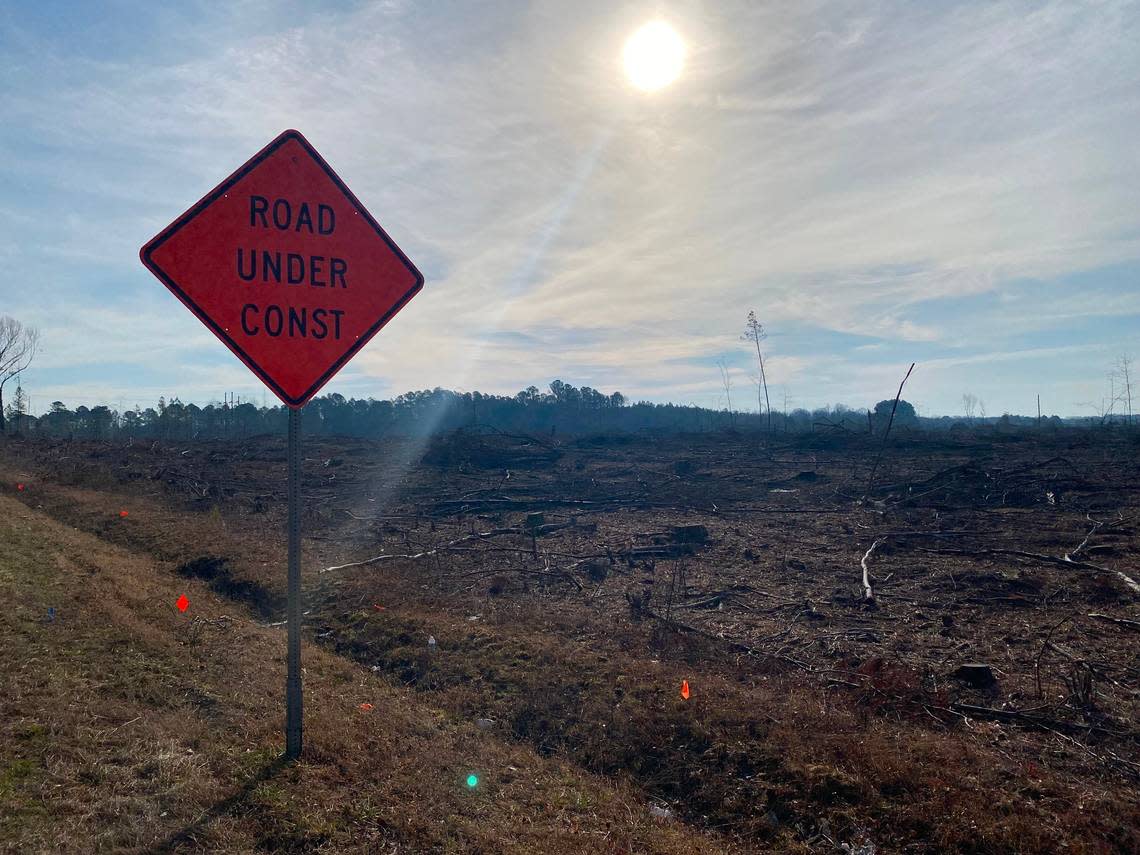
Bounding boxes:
[0,491,722,854]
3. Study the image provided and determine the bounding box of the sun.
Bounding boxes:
[622,21,685,92]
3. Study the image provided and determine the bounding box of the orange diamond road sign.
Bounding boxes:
[140,129,423,408]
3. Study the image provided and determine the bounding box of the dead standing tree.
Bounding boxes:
[742,310,771,432]
[716,358,735,428]
[1115,354,1134,427]
[866,362,916,493]
[0,316,39,433]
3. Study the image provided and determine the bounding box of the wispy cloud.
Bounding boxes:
[3,0,1139,415]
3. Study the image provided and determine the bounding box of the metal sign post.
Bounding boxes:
[285,406,303,759]
[139,129,423,761]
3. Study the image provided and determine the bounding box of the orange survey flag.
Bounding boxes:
[680,680,690,700]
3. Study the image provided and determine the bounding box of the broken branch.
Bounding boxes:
[860,539,884,602]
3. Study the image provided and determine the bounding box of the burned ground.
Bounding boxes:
[3,427,1138,852]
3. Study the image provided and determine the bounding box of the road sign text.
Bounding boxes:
[140,128,423,407]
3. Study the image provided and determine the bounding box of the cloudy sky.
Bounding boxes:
[3,0,1139,416]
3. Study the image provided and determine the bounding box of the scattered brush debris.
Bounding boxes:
[423,427,562,470]
[7,427,1140,852]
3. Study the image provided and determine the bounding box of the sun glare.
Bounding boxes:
[623,21,685,92]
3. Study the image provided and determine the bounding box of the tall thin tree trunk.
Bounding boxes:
[760,356,771,433]
[866,362,916,493]
[754,340,771,433]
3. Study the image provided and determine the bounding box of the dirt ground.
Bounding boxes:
[2,427,1138,853]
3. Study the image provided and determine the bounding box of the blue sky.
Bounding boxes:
[2,0,1139,416]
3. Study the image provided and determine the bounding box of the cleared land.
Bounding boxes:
[2,428,1139,853]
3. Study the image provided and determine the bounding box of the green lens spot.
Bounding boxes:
[466,774,478,788]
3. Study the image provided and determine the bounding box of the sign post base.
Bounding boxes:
[285,406,303,760]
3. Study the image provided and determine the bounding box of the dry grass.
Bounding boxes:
[0,490,724,854]
[309,594,1138,852]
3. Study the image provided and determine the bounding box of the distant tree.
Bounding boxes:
[234,402,259,436]
[318,393,354,435]
[139,407,159,434]
[4,384,28,433]
[1115,354,1134,427]
[873,398,918,423]
[579,386,606,409]
[185,403,202,438]
[155,396,168,439]
[165,398,187,439]
[549,380,581,407]
[716,358,734,427]
[74,405,90,437]
[0,316,39,433]
[39,401,73,437]
[961,392,978,422]
[89,405,114,440]
[120,408,140,436]
[741,311,771,431]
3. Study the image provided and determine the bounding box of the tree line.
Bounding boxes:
[7,382,1099,443]
[8,383,769,441]
[2,312,1127,442]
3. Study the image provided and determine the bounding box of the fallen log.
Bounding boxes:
[937,702,1139,742]
[913,545,1140,593]
[1088,613,1140,632]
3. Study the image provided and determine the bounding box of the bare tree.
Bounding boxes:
[716,357,735,427]
[1081,393,1116,426]
[961,392,978,422]
[1108,370,1117,424]
[1115,354,1134,427]
[741,310,771,432]
[0,317,39,433]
